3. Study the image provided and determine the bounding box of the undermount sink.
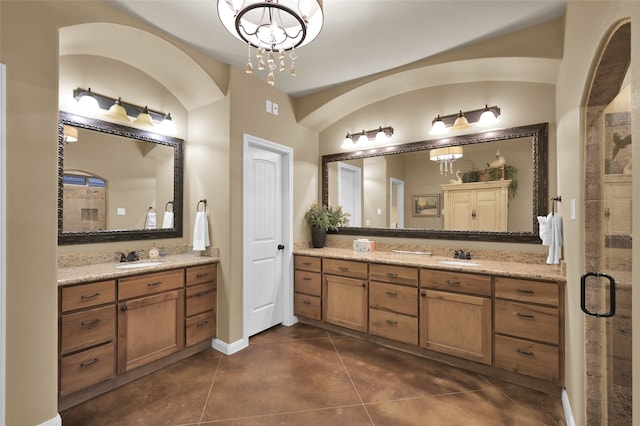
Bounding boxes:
[115,261,163,269]
[437,260,480,267]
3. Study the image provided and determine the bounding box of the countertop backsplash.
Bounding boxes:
[58,244,218,268]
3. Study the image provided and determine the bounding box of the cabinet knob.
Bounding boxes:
[420,292,426,297]
[121,306,128,312]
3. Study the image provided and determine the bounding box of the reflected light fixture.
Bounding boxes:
[217,0,324,87]
[341,126,394,149]
[73,88,177,134]
[429,105,500,135]
[63,125,78,143]
[430,146,464,176]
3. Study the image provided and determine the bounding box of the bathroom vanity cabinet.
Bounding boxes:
[293,252,564,392]
[58,261,217,407]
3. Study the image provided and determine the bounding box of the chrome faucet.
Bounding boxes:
[115,251,140,262]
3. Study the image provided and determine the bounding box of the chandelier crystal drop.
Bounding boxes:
[218,0,324,86]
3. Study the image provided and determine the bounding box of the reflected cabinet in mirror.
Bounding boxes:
[58,112,184,244]
[322,123,548,243]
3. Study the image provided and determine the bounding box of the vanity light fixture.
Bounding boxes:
[429,105,500,135]
[73,88,177,134]
[217,0,324,87]
[430,146,463,176]
[76,88,101,114]
[340,126,394,149]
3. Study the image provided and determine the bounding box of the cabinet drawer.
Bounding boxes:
[323,258,368,279]
[420,269,491,296]
[186,283,217,317]
[370,263,418,286]
[294,293,321,320]
[294,255,321,272]
[369,281,418,316]
[60,342,115,397]
[118,269,184,300]
[294,270,322,296]
[495,335,559,383]
[495,300,558,344]
[186,263,217,287]
[495,277,558,306]
[185,311,216,347]
[60,305,116,355]
[61,280,116,313]
[369,309,418,346]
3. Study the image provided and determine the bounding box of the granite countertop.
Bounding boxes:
[58,254,218,286]
[294,248,565,282]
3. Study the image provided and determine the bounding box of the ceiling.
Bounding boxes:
[110,0,567,97]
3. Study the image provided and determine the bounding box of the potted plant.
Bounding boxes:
[304,202,350,248]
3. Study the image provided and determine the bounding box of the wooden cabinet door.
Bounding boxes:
[118,289,184,373]
[420,289,492,364]
[323,274,368,332]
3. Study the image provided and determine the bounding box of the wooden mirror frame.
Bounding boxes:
[58,111,184,245]
[322,122,548,243]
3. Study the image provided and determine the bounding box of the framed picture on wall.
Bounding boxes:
[412,194,440,217]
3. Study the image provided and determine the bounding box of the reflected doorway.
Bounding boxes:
[390,178,404,229]
[338,162,362,227]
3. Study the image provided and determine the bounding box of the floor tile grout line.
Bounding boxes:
[197,352,224,426]
[195,403,369,425]
[327,333,376,425]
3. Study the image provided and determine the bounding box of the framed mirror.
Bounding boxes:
[322,123,548,243]
[58,111,184,245]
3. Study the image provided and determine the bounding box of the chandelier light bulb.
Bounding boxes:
[267,71,275,86]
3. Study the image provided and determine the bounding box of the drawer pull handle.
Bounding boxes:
[386,319,398,325]
[516,349,535,357]
[80,358,100,368]
[80,292,101,300]
[147,281,162,287]
[196,320,209,327]
[196,291,210,297]
[517,313,535,319]
[81,319,101,327]
[386,291,398,296]
[302,300,311,305]
[302,262,311,265]
[517,289,535,294]
[303,277,311,281]
[446,280,460,286]
[387,273,398,278]
[196,273,209,278]
[339,266,349,271]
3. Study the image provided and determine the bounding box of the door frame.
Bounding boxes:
[242,134,295,344]
[390,177,404,228]
[0,63,6,426]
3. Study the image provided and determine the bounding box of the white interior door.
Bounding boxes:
[390,178,404,228]
[243,134,293,338]
[338,162,361,226]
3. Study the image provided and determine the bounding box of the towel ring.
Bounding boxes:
[197,199,207,212]
[148,206,156,213]
[165,201,174,212]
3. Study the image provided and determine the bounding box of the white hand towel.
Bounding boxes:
[145,211,156,230]
[162,211,174,229]
[537,215,550,245]
[546,212,563,265]
[192,211,210,251]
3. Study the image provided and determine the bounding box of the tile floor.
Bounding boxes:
[61,323,567,425]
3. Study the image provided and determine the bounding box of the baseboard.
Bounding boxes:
[39,413,62,426]
[212,337,248,355]
[561,388,575,426]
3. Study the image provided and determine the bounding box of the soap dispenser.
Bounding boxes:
[149,243,159,261]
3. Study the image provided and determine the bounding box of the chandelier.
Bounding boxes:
[217,1,324,86]
[429,146,464,176]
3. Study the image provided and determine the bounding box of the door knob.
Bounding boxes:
[277,244,285,250]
